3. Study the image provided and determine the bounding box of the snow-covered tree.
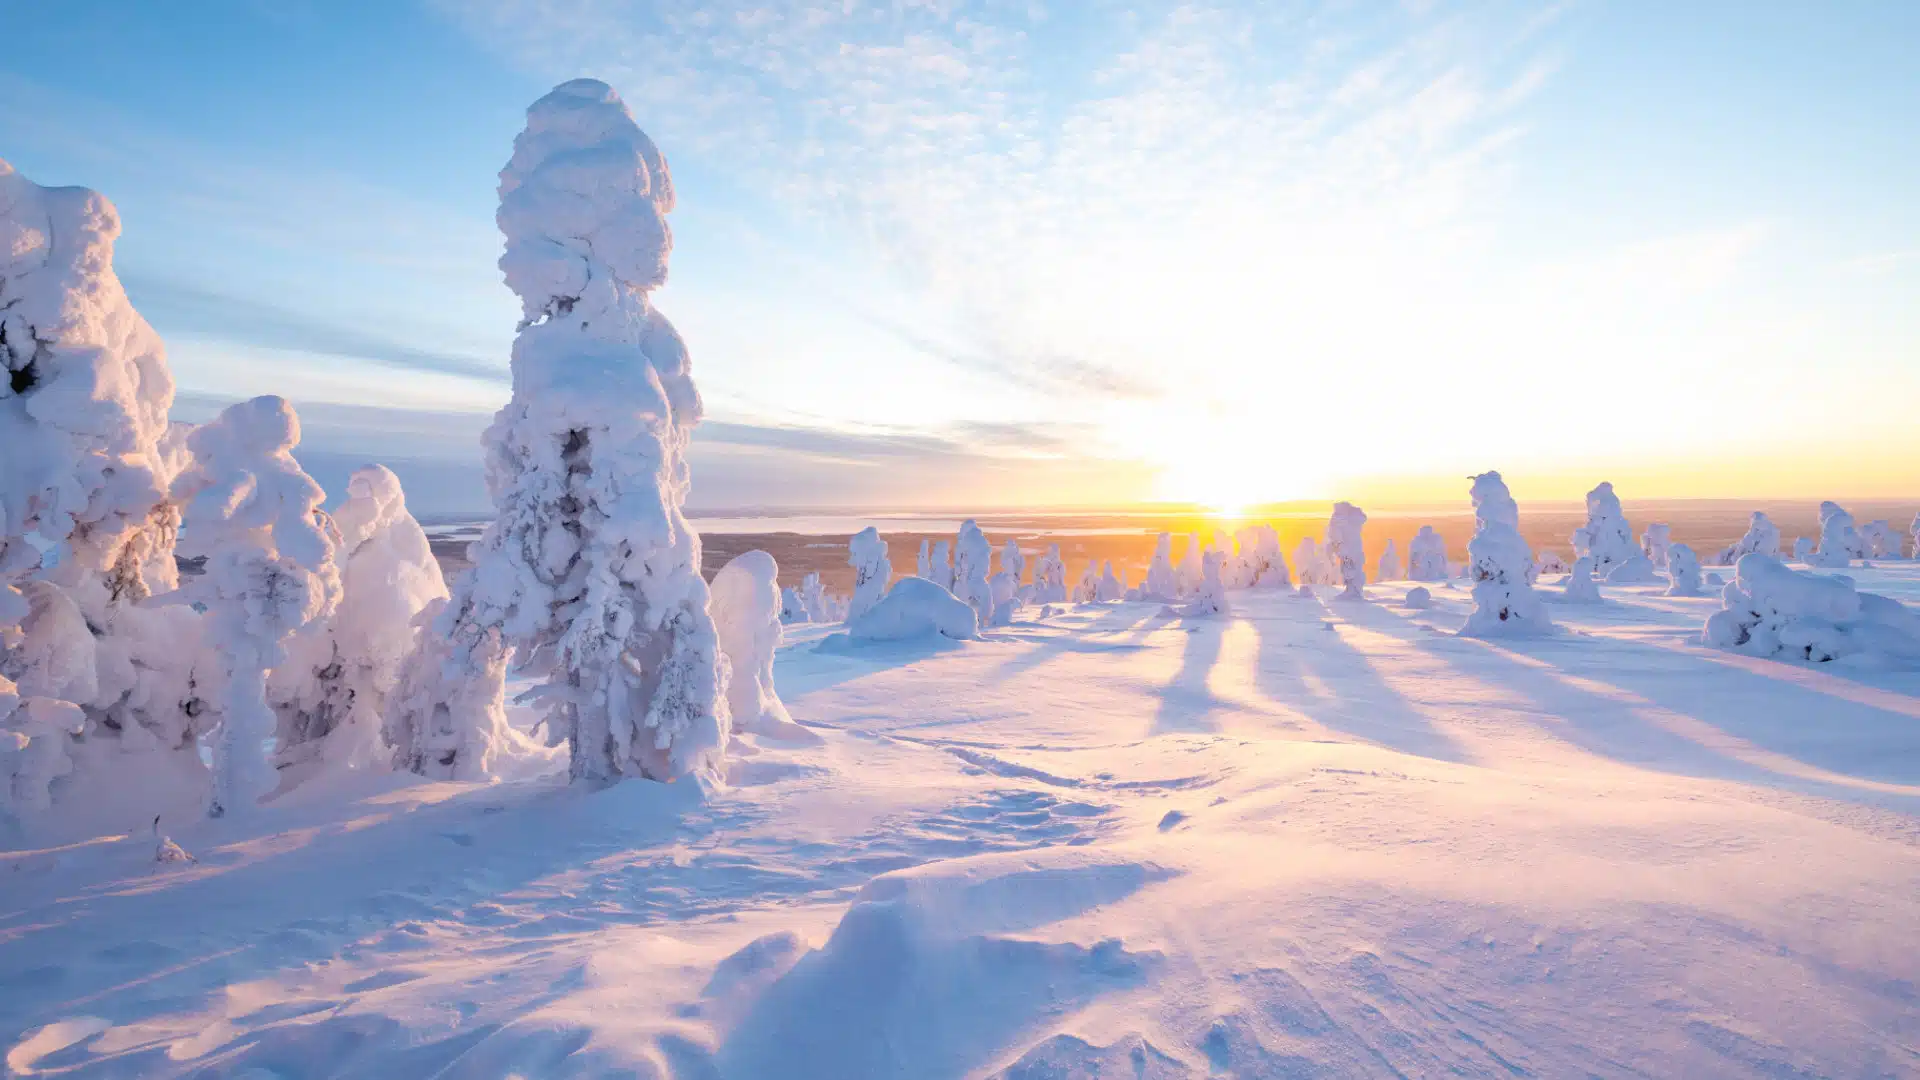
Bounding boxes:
[1573,482,1656,582]
[847,527,891,622]
[796,573,831,623]
[1859,519,1899,560]
[1097,561,1125,601]
[1032,544,1068,603]
[710,551,790,737]
[1144,533,1177,601]
[1811,501,1864,568]
[1911,512,1920,559]
[1074,560,1098,602]
[1792,536,1813,563]
[779,585,809,625]
[1175,534,1204,596]
[1376,539,1402,582]
[1641,523,1672,570]
[1665,543,1703,597]
[171,396,340,816]
[1327,502,1367,601]
[1560,556,1602,603]
[266,465,445,785]
[382,598,511,781]
[1406,526,1447,581]
[1714,512,1781,566]
[1461,471,1552,637]
[421,80,727,785]
[1231,525,1287,588]
[915,539,931,580]
[1536,550,1570,576]
[927,540,953,591]
[1181,550,1230,616]
[952,520,992,625]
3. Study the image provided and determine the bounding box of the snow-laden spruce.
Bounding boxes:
[915,540,931,581]
[1097,561,1125,601]
[0,158,194,815]
[927,539,953,591]
[1144,533,1177,601]
[1376,539,1401,583]
[1641,523,1672,571]
[1703,553,1920,664]
[1327,502,1368,600]
[1461,471,1552,637]
[1180,550,1230,616]
[1860,520,1900,560]
[951,520,992,625]
[779,585,809,625]
[1231,525,1288,588]
[1407,526,1448,581]
[270,465,445,784]
[1176,534,1204,597]
[171,396,340,816]
[1811,501,1865,568]
[709,551,791,737]
[1293,536,1332,586]
[405,80,727,785]
[1665,543,1704,597]
[1032,544,1068,603]
[1074,560,1097,602]
[1713,512,1781,566]
[1574,482,1657,583]
[846,527,890,623]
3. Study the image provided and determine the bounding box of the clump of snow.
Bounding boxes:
[420,79,726,786]
[1703,553,1920,664]
[846,527,891,622]
[951,521,992,625]
[1712,511,1780,565]
[846,576,980,642]
[1375,539,1401,582]
[1665,543,1703,597]
[710,550,792,737]
[1810,502,1865,568]
[171,396,341,816]
[1326,502,1367,601]
[1559,556,1603,603]
[269,464,446,785]
[1641,523,1672,570]
[1403,586,1432,609]
[1406,526,1447,581]
[1032,544,1068,604]
[1461,471,1552,637]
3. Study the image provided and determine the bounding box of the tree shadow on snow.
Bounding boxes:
[1150,618,1231,736]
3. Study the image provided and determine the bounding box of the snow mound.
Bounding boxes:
[846,576,981,642]
[1558,556,1602,604]
[1703,553,1920,664]
[1403,586,1432,610]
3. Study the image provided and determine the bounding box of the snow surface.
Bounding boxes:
[6,569,1920,1077]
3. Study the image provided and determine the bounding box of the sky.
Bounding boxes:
[3,0,1917,515]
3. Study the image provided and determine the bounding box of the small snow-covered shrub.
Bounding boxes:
[1407,526,1447,581]
[847,577,979,642]
[1665,543,1703,597]
[172,396,341,816]
[270,465,446,783]
[1810,501,1864,568]
[1376,539,1402,583]
[1712,512,1780,565]
[1859,519,1899,560]
[710,551,790,736]
[847,527,891,622]
[1327,502,1367,601]
[1560,556,1602,603]
[1703,553,1920,664]
[1461,471,1552,637]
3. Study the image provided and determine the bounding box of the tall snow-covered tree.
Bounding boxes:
[171,396,341,816]
[1144,533,1177,601]
[1407,526,1448,581]
[952,520,992,625]
[709,551,790,737]
[1097,561,1125,601]
[1376,539,1402,583]
[1572,482,1648,580]
[847,527,891,622]
[1811,501,1864,568]
[1175,534,1204,596]
[928,539,954,591]
[1032,543,1068,603]
[1462,471,1552,637]
[1640,523,1672,570]
[1665,543,1704,597]
[270,465,446,783]
[1327,502,1368,600]
[417,79,729,785]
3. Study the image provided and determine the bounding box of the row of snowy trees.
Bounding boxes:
[2,81,809,832]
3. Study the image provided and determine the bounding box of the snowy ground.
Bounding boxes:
[5,570,1919,1078]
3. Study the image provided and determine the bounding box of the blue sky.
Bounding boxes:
[4,0,1916,513]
